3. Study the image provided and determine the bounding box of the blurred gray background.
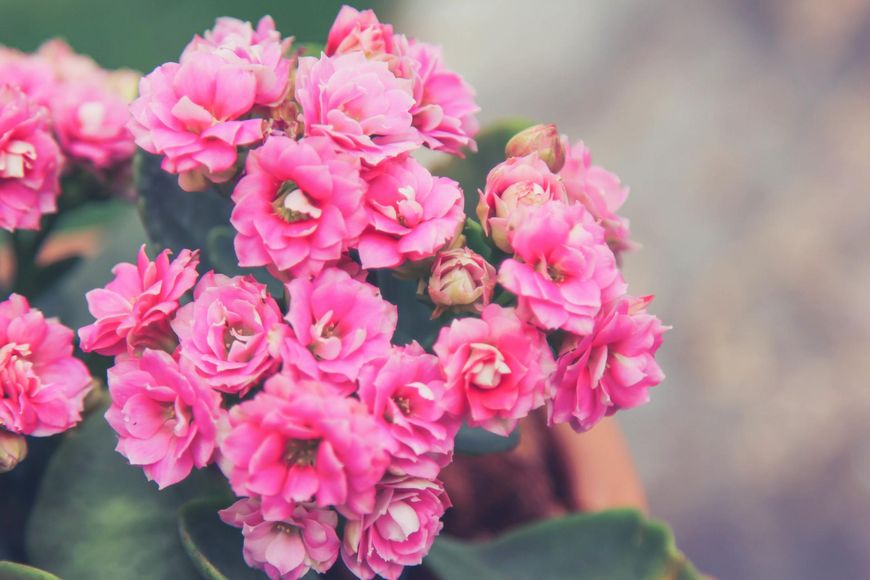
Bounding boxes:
[3,1,869,578]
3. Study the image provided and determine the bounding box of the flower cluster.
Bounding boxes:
[0,40,138,231]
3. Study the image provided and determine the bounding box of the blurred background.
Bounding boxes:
[2,0,869,578]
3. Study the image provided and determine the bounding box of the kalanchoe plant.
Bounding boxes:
[0,6,699,580]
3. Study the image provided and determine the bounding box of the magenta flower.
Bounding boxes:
[499,201,626,336]
[181,16,292,107]
[357,155,464,269]
[476,154,566,252]
[326,6,397,59]
[0,86,62,232]
[342,475,450,580]
[433,304,554,436]
[0,48,57,107]
[220,497,339,580]
[172,272,283,395]
[231,136,368,279]
[357,343,460,478]
[427,247,497,318]
[0,294,92,436]
[559,139,634,254]
[78,245,200,356]
[295,52,420,165]
[106,349,222,488]
[128,51,266,191]
[549,295,668,432]
[273,267,397,384]
[220,373,391,518]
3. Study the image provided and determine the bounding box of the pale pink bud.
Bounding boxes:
[505,124,566,172]
[0,430,27,473]
[427,248,496,318]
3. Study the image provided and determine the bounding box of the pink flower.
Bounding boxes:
[357,343,460,478]
[182,16,292,107]
[505,123,565,172]
[128,52,266,191]
[106,349,223,488]
[427,247,497,318]
[172,272,282,395]
[295,52,420,165]
[559,139,634,254]
[326,6,397,58]
[357,155,464,269]
[220,497,339,580]
[476,154,566,252]
[0,294,92,436]
[79,245,200,356]
[34,39,105,85]
[51,82,135,168]
[433,304,554,436]
[0,86,62,232]
[499,201,626,336]
[231,136,367,279]
[549,296,668,432]
[406,40,480,157]
[342,476,450,580]
[0,49,57,106]
[273,267,397,384]
[220,373,391,518]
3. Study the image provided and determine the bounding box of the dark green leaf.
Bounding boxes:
[425,509,701,580]
[26,407,230,580]
[461,218,492,260]
[0,561,61,580]
[31,256,83,291]
[453,424,520,455]
[374,270,440,347]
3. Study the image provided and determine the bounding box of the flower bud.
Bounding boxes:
[0,430,28,473]
[505,124,566,172]
[428,248,497,317]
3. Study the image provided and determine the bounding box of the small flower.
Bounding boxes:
[549,295,668,432]
[0,294,92,436]
[220,373,391,518]
[498,201,625,335]
[427,247,496,318]
[357,155,464,269]
[433,304,554,436]
[79,245,200,356]
[342,475,451,580]
[0,86,62,232]
[505,124,566,172]
[326,6,397,59]
[357,343,460,478]
[220,497,339,580]
[0,430,27,473]
[476,154,566,252]
[172,272,283,394]
[105,349,223,488]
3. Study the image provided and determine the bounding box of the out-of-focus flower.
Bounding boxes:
[427,247,496,318]
[0,48,57,106]
[0,430,27,473]
[326,6,397,58]
[505,124,565,172]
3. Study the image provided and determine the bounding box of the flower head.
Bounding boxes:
[505,124,565,172]
[326,6,397,59]
[427,247,496,318]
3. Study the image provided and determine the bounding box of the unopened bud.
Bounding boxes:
[505,123,566,172]
[0,430,28,473]
[428,248,497,318]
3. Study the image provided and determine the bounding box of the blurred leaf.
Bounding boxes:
[26,407,230,580]
[425,509,701,580]
[177,498,263,580]
[454,424,520,455]
[296,41,325,56]
[31,256,83,292]
[0,561,60,580]
[462,218,492,260]
[374,270,441,347]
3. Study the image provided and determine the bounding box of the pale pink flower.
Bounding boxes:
[220,373,391,518]
[182,16,292,107]
[231,136,368,279]
[342,475,450,580]
[427,247,497,318]
[272,267,397,384]
[499,201,626,336]
[128,52,266,191]
[433,304,554,436]
[505,123,565,172]
[476,154,566,252]
[172,272,282,395]
[357,155,464,269]
[0,294,92,436]
[220,497,339,580]
[34,39,105,85]
[295,52,420,165]
[106,349,223,488]
[79,245,200,356]
[549,296,668,432]
[357,343,460,478]
[325,6,397,58]
[51,82,135,168]
[0,49,57,106]
[0,86,62,232]
[559,139,634,254]
[0,430,27,473]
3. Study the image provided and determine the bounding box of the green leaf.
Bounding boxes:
[453,424,520,455]
[177,498,263,580]
[26,408,230,580]
[0,561,61,580]
[462,218,492,260]
[425,509,701,580]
